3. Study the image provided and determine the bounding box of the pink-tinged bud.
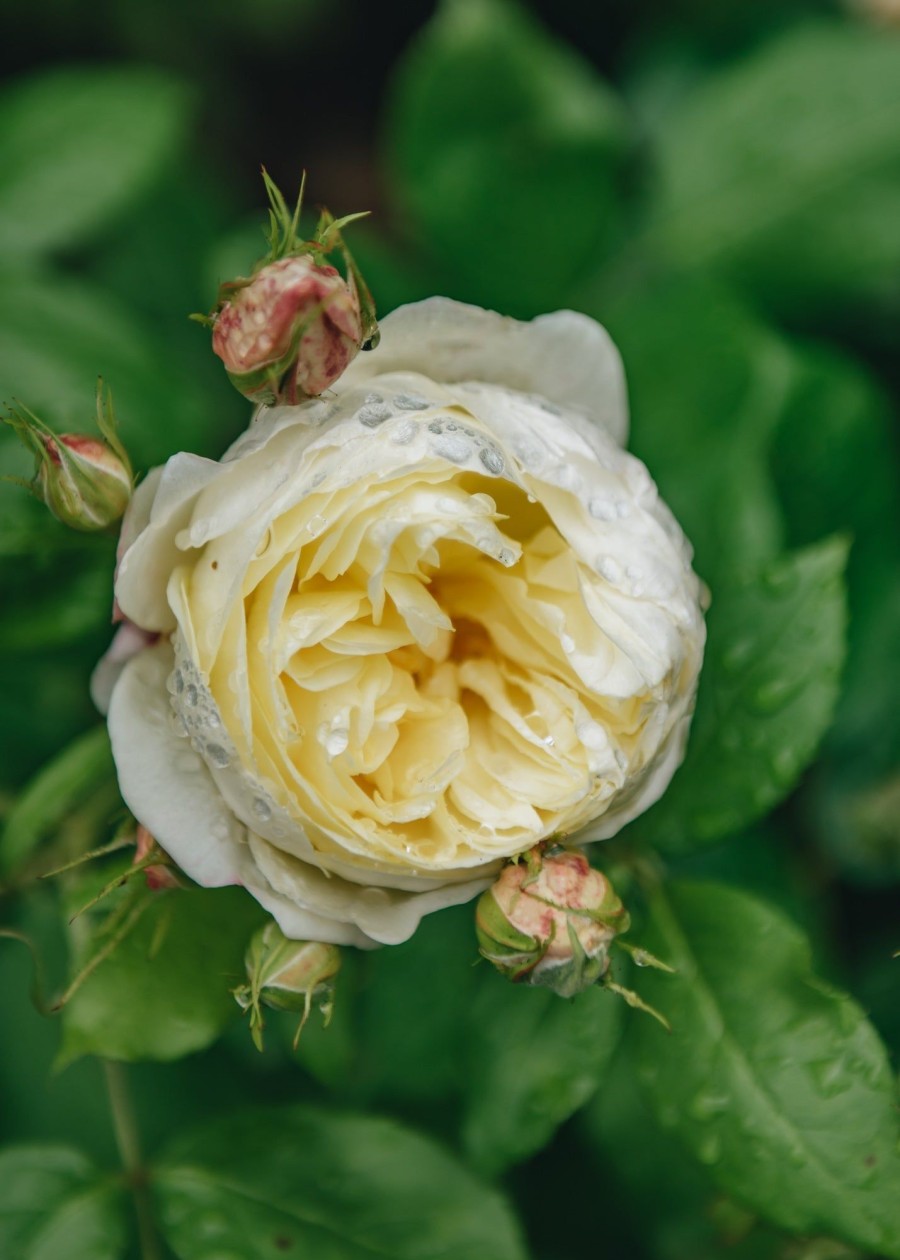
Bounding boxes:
[212,255,363,404]
[133,824,181,891]
[476,845,630,998]
[37,432,132,531]
[198,171,378,406]
[2,383,132,532]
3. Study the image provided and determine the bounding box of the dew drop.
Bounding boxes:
[206,742,231,769]
[185,683,199,707]
[433,434,471,464]
[252,797,273,822]
[690,1092,729,1120]
[749,675,801,714]
[390,419,417,445]
[393,393,428,411]
[597,556,621,583]
[306,514,327,537]
[589,496,616,521]
[319,724,349,758]
[697,1132,722,1166]
[479,447,504,475]
[359,402,392,427]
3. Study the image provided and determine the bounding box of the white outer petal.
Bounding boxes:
[108,642,248,886]
[338,297,629,446]
[248,835,493,947]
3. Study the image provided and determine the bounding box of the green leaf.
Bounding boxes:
[581,1044,786,1260]
[641,538,848,852]
[646,23,900,323]
[0,1144,127,1260]
[633,881,900,1256]
[602,279,791,591]
[386,0,635,315]
[771,346,900,556]
[0,269,226,472]
[153,1105,529,1260]
[0,66,190,257]
[0,553,114,653]
[0,726,115,880]
[356,902,477,1103]
[462,975,623,1176]
[60,884,264,1065]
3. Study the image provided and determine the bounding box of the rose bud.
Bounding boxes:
[476,846,630,998]
[98,299,706,950]
[2,382,132,532]
[202,171,378,405]
[233,920,341,1050]
[211,255,364,404]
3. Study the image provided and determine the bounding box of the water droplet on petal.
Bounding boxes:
[206,742,230,769]
[479,447,504,475]
[393,393,428,411]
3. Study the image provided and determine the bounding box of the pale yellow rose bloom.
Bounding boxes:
[95,299,705,947]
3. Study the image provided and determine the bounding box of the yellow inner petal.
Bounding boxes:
[186,463,661,873]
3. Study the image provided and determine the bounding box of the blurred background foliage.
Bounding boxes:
[0,0,898,1257]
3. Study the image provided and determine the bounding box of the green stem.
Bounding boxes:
[103,1060,162,1260]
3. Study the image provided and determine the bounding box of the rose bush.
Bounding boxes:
[95,299,706,947]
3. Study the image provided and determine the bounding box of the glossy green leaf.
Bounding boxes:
[634,881,900,1255]
[641,538,848,852]
[0,66,190,257]
[60,884,263,1065]
[0,726,115,880]
[154,1105,529,1260]
[771,347,900,555]
[386,0,635,315]
[462,975,623,1176]
[647,23,900,322]
[602,280,791,591]
[356,902,476,1103]
[0,270,224,471]
[582,1045,786,1260]
[0,554,113,654]
[0,1144,126,1260]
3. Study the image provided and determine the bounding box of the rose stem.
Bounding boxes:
[103,1059,163,1260]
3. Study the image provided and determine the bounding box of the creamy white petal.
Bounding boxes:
[338,298,629,446]
[107,642,247,886]
[248,834,494,947]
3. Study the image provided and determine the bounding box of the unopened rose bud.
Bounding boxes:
[476,845,630,998]
[233,920,341,1050]
[2,382,132,532]
[200,170,378,406]
[212,255,363,404]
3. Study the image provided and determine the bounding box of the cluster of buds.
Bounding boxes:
[198,171,379,406]
[476,844,630,998]
[2,380,132,532]
[233,920,341,1051]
